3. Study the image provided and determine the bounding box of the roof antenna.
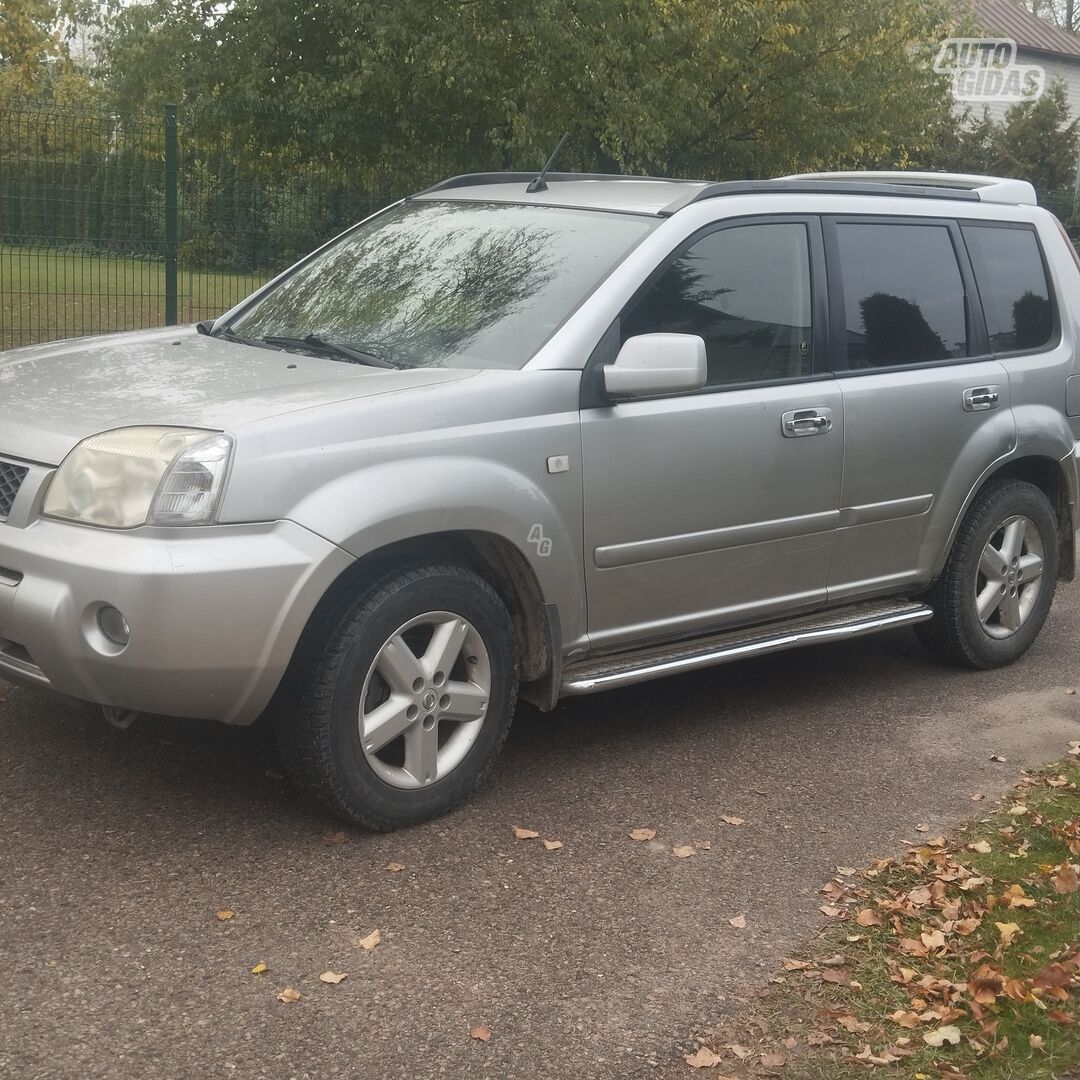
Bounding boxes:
[526,132,571,193]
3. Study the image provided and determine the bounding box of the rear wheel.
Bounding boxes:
[917,479,1059,669]
[276,564,517,829]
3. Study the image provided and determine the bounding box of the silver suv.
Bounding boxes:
[1,170,1077,828]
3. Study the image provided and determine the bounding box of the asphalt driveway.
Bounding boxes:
[3,586,1080,1079]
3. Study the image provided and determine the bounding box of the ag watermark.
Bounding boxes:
[934,38,1045,103]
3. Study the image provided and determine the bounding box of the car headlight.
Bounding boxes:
[43,426,233,528]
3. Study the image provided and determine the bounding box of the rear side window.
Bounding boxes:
[835,222,969,368]
[963,225,1053,353]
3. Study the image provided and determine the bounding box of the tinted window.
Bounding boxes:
[836,223,969,368]
[231,200,656,370]
[964,225,1053,352]
[623,223,812,386]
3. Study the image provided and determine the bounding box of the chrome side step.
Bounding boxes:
[560,600,933,697]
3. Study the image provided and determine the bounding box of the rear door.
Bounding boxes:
[823,216,1015,601]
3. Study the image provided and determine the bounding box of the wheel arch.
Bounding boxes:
[277,529,561,716]
[939,454,1076,583]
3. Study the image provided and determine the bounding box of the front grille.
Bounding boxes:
[0,460,29,519]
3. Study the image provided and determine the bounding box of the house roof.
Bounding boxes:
[967,0,1080,60]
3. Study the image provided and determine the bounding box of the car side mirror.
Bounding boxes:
[602,334,707,399]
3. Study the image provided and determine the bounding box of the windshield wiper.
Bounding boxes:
[261,334,397,369]
[203,323,271,349]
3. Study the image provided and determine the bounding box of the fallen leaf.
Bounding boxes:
[728,914,747,929]
[1029,1033,1045,1050]
[971,793,986,801]
[783,958,813,970]
[385,862,406,872]
[819,904,842,917]
[915,823,930,833]
[783,1036,798,1050]
[250,962,268,975]
[277,988,300,1003]
[990,754,1007,762]
[683,1046,724,1068]
[542,839,563,850]
[820,969,849,984]
[215,910,235,921]
[322,830,349,844]
[512,826,539,839]
[356,929,381,951]
[1051,864,1079,894]
[1008,805,1029,817]
[967,840,992,854]
[837,1015,871,1033]
[926,835,947,848]
[1067,689,1077,696]
[890,1010,923,1029]
[1032,962,1072,990]
[996,921,1022,947]
[1069,741,1080,757]
[672,844,695,858]
[721,815,746,826]
[856,908,882,927]
[319,970,347,984]
[1048,1009,1076,1024]
[729,1043,753,1059]
[629,828,656,842]
[469,1025,491,1042]
[760,1051,787,1069]
[921,929,947,951]
[923,1025,961,1047]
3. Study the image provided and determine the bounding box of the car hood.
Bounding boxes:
[0,326,474,465]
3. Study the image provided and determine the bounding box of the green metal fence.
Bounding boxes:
[0,103,464,350]
[5,102,1079,351]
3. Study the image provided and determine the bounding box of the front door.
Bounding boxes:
[580,217,846,652]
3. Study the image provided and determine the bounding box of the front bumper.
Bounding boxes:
[0,503,353,723]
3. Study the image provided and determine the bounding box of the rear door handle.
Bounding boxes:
[782,407,833,437]
[963,385,1000,411]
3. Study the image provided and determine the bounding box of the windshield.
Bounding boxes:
[227,199,657,370]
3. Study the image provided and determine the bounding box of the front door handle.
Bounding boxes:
[782,407,833,437]
[963,385,1000,412]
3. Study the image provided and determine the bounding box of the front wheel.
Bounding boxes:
[917,478,1059,669]
[276,564,518,829]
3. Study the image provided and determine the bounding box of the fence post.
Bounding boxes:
[164,104,178,325]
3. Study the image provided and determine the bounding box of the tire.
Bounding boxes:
[276,563,518,829]
[916,478,1059,669]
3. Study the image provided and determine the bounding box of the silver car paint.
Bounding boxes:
[0,181,1078,723]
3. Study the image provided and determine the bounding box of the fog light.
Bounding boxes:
[98,605,130,646]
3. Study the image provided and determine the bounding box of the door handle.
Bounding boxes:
[782,408,833,437]
[963,385,1000,412]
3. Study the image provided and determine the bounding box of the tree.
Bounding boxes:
[0,0,96,92]
[933,80,1079,191]
[95,0,958,181]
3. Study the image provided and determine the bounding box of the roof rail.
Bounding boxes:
[781,171,1037,206]
[662,178,984,214]
[413,171,697,196]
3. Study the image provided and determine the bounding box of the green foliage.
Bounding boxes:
[932,81,1080,192]
[97,0,958,180]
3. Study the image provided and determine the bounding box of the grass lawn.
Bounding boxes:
[682,751,1080,1078]
[0,245,268,350]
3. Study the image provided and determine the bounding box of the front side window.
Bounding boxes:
[622,222,813,386]
[835,222,969,368]
[229,200,656,370]
[963,224,1053,353]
